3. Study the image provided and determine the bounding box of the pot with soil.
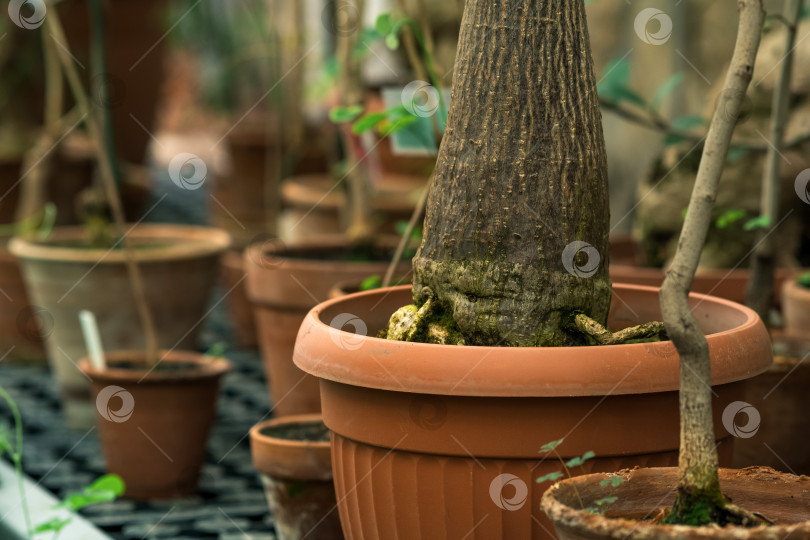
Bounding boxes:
[292,284,770,539]
[9,224,231,428]
[250,414,343,540]
[541,467,810,539]
[781,274,810,334]
[79,350,230,500]
[733,333,810,475]
[244,236,410,416]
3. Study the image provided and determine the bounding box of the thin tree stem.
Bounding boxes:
[746,0,803,321]
[660,0,764,513]
[383,175,432,288]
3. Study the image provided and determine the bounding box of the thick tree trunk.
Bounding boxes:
[412,0,611,346]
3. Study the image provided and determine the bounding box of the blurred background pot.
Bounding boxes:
[10,224,230,428]
[250,414,343,540]
[782,277,810,334]
[80,350,230,500]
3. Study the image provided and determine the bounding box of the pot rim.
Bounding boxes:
[541,467,810,539]
[783,275,810,300]
[250,414,332,481]
[78,350,231,383]
[293,284,772,397]
[9,224,231,263]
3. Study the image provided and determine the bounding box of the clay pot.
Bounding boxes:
[782,278,810,334]
[250,414,343,540]
[79,351,230,500]
[327,275,412,300]
[0,238,45,362]
[10,224,231,428]
[221,249,258,348]
[541,467,810,539]
[244,237,411,417]
[734,334,810,475]
[279,174,425,242]
[293,284,771,539]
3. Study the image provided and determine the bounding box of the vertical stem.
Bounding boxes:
[396,0,429,82]
[88,0,120,184]
[0,386,32,538]
[45,3,160,366]
[660,0,764,512]
[745,0,803,321]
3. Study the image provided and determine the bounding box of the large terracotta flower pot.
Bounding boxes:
[250,414,343,540]
[541,467,810,539]
[79,351,230,500]
[10,224,231,428]
[244,237,411,417]
[734,334,810,475]
[782,277,810,334]
[293,284,771,539]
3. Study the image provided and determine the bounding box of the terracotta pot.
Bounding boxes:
[10,224,231,428]
[58,0,170,164]
[293,284,771,539]
[782,278,810,334]
[541,467,810,539]
[734,334,810,475]
[244,237,411,417]
[250,414,343,540]
[327,275,412,300]
[610,265,795,307]
[0,238,45,362]
[79,351,230,500]
[279,174,425,242]
[222,248,258,348]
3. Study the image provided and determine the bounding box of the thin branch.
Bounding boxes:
[660,0,764,513]
[383,175,432,288]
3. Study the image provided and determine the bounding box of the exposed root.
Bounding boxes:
[381,288,466,345]
[574,313,667,345]
[663,488,769,528]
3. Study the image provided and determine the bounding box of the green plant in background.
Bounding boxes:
[1,385,124,539]
[536,439,625,515]
[798,270,810,289]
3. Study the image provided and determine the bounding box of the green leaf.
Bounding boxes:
[743,215,772,231]
[34,517,72,534]
[385,33,400,50]
[597,58,646,108]
[57,474,125,511]
[87,474,125,496]
[727,147,750,162]
[665,115,706,144]
[565,450,595,468]
[599,476,626,487]
[716,208,746,229]
[352,111,389,134]
[329,105,364,124]
[798,271,810,289]
[375,13,393,35]
[595,496,618,506]
[360,275,382,291]
[536,471,564,483]
[540,439,563,453]
[379,114,418,136]
[652,72,684,110]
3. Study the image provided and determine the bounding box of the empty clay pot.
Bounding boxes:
[80,351,230,500]
[293,284,771,539]
[782,277,810,334]
[250,414,343,540]
[541,467,810,539]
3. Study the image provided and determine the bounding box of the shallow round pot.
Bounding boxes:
[79,350,230,500]
[250,414,343,540]
[293,284,771,539]
[541,467,810,539]
[244,236,411,416]
[10,224,231,428]
[734,334,810,475]
[782,278,810,334]
[610,265,794,307]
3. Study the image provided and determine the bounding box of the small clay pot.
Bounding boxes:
[541,467,810,539]
[79,351,230,500]
[250,415,343,540]
[734,333,810,475]
[782,278,810,334]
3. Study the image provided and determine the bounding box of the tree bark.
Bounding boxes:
[660,0,764,524]
[412,0,611,346]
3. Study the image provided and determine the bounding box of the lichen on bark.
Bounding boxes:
[386,0,612,347]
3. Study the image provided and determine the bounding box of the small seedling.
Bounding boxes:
[536,438,625,515]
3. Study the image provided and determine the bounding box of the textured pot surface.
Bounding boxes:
[734,334,810,475]
[10,224,231,428]
[251,415,343,540]
[542,467,810,539]
[294,285,772,539]
[80,351,230,500]
[245,237,410,416]
[782,278,810,335]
